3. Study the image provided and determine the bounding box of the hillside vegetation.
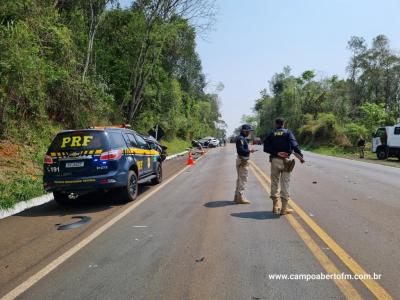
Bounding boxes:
[0,0,224,209]
[247,35,400,151]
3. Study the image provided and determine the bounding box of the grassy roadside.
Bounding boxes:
[161,138,191,155]
[305,146,400,168]
[0,123,61,210]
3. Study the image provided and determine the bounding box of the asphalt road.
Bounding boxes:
[0,156,187,296]
[1,145,399,299]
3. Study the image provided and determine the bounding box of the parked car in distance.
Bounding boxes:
[208,138,220,148]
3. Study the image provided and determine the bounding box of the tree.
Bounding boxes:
[126,0,218,123]
[0,0,224,140]
[81,0,115,82]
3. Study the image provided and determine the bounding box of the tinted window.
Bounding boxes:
[125,133,138,147]
[148,142,157,150]
[374,128,386,138]
[394,127,400,135]
[134,134,149,149]
[108,132,127,148]
[49,131,107,151]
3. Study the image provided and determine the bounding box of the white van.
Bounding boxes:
[372,123,400,159]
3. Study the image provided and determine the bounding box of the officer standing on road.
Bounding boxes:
[234,124,256,204]
[357,136,366,158]
[263,118,304,215]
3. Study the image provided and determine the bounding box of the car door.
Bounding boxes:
[124,132,146,178]
[372,127,386,152]
[133,133,153,175]
[390,126,400,147]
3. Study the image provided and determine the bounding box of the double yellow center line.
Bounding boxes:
[249,160,392,300]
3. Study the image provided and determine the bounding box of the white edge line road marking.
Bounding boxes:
[1,161,197,300]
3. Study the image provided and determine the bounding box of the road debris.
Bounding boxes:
[195,257,205,262]
[56,216,91,230]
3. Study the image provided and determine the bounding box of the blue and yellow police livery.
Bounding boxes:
[43,125,163,205]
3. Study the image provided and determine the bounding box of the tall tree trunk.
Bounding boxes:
[82,0,106,82]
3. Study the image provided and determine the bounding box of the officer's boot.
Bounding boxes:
[280,201,293,215]
[235,193,251,204]
[234,194,240,203]
[272,198,281,214]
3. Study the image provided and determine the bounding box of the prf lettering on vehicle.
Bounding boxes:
[61,136,93,148]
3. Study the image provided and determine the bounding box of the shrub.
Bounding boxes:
[298,113,351,147]
[343,123,368,145]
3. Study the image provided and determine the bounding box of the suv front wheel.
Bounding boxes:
[120,170,138,202]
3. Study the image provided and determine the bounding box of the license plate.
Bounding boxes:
[65,161,84,168]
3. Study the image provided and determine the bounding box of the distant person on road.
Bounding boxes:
[234,124,256,204]
[357,136,366,158]
[263,118,305,215]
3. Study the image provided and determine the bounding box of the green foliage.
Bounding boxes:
[251,35,400,148]
[0,122,61,209]
[0,1,222,137]
[298,113,350,147]
[359,103,390,134]
[0,175,42,210]
[343,123,368,144]
[0,0,223,208]
[162,138,190,155]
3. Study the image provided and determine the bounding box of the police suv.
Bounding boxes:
[43,125,163,205]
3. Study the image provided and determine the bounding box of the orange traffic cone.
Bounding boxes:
[187,151,194,166]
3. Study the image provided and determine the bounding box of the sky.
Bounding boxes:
[119,0,400,135]
[195,0,400,135]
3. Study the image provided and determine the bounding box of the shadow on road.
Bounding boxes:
[16,185,152,218]
[204,200,236,208]
[231,211,280,220]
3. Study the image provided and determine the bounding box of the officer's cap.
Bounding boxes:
[241,124,253,131]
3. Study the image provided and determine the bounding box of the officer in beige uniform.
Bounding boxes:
[263,118,304,215]
[234,124,256,204]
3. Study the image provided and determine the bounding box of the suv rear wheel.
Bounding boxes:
[53,192,70,206]
[120,170,138,202]
[151,162,162,185]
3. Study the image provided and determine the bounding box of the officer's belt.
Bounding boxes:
[238,155,249,160]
